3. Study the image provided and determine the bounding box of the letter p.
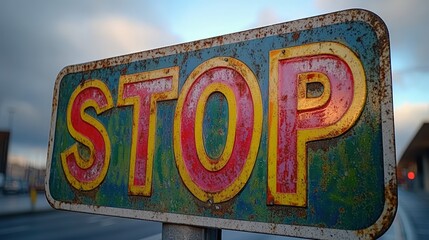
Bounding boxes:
[268,42,366,206]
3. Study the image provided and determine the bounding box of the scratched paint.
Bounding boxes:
[46,9,396,239]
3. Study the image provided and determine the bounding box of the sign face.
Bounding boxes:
[46,9,397,239]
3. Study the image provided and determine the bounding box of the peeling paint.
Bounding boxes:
[45,9,396,239]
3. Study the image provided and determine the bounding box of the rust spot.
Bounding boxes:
[47,9,395,239]
[120,67,128,76]
[292,32,300,41]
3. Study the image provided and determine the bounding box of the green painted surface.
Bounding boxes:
[48,19,388,231]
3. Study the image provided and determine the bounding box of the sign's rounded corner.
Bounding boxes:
[54,65,76,88]
[351,8,391,42]
[355,184,398,239]
[44,181,59,210]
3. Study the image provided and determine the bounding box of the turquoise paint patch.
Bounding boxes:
[203,92,229,159]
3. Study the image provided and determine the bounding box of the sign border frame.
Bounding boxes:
[46,8,397,239]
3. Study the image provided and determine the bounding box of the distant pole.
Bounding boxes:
[8,108,14,131]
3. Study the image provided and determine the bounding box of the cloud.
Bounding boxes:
[56,16,180,61]
[312,0,429,159]
[1,0,428,170]
[1,99,48,145]
[315,0,429,71]
[252,8,282,27]
[0,1,180,167]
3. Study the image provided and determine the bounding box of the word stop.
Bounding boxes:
[61,42,366,207]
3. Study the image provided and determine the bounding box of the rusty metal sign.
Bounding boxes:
[46,9,397,239]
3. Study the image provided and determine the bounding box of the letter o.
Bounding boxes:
[174,57,262,203]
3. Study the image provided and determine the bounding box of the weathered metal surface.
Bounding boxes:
[46,9,396,239]
[162,223,221,240]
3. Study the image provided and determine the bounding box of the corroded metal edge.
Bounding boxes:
[356,8,397,239]
[45,8,397,239]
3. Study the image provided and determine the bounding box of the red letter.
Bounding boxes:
[117,67,179,196]
[268,42,366,206]
[61,80,114,190]
[174,57,262,203]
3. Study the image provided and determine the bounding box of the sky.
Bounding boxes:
[0,0,428,168]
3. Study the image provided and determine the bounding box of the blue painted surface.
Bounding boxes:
[49,20,386,230]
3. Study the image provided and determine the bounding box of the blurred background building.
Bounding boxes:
[398,123,429,192]
[0,131,45,194]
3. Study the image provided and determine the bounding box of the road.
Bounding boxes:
[0,210,297,240]
[0,188,428,239]
[0,210,162,240]
[396,189,429,240]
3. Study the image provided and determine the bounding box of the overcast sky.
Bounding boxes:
[0,0,428,168]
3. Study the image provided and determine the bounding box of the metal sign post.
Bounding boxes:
[162,224,220,240]
[46,9,396,239]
